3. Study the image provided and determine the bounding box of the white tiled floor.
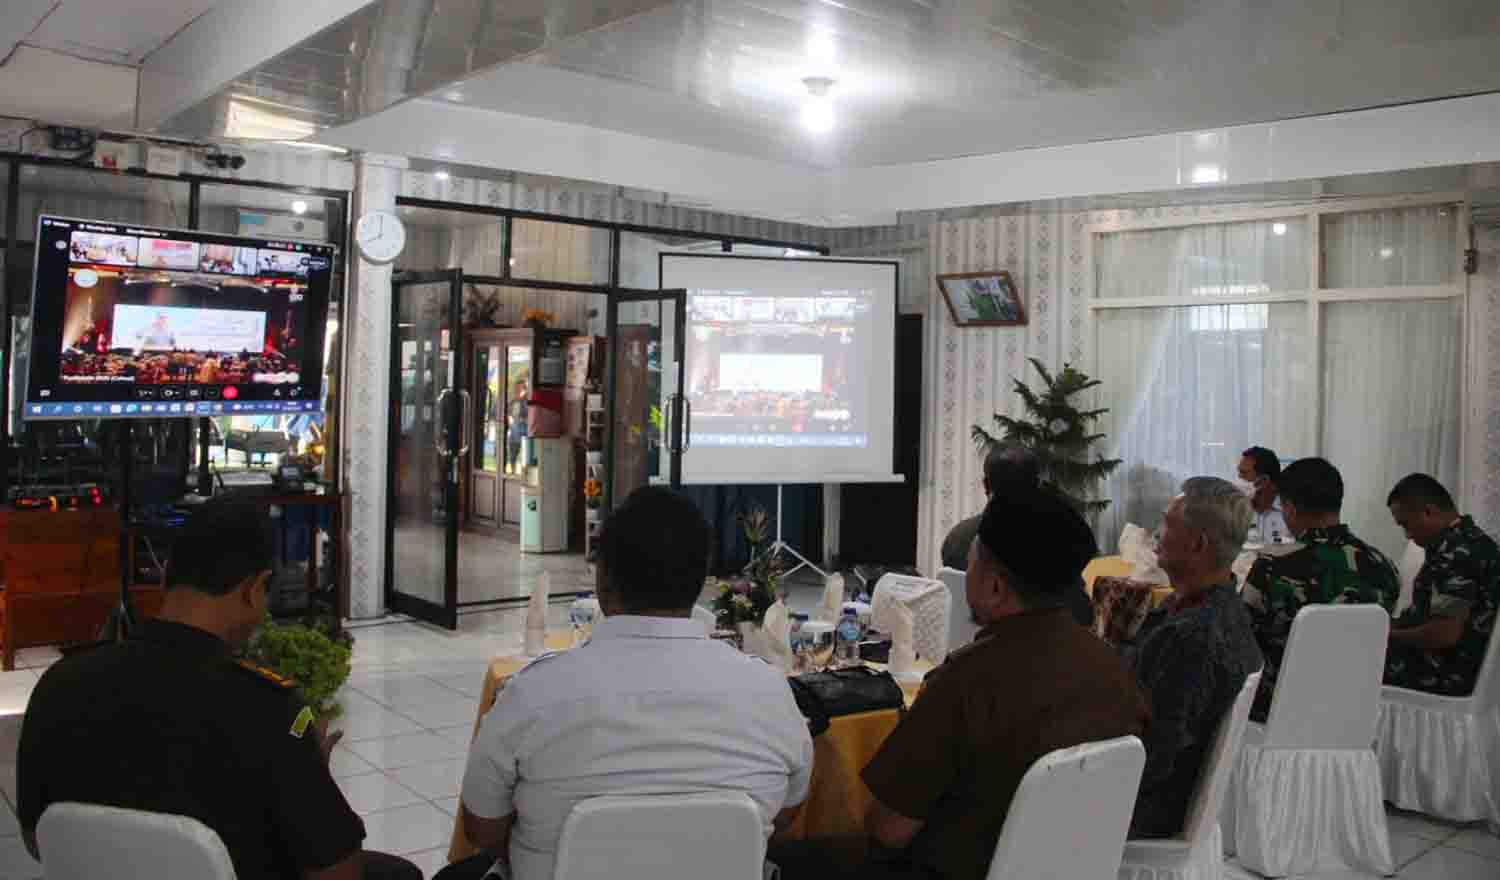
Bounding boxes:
[0,594,1497,879]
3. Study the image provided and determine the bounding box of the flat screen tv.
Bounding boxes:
[22,215,336,421]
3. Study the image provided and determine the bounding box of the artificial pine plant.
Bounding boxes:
[971,357,1123,514]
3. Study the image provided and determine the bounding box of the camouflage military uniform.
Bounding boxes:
[1385,516,1500,696]
[1243,525,1399,720]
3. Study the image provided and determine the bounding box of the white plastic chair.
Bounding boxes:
[1231,605,1394,877]
[692,604,717,635]
[1376,601,1500,832]
[37,802,237,880]
[1395,540,1424,617]
[553,792,766,880]
[1118,671,1260,880]
[937,566,979,653]
[987,736,1145,880]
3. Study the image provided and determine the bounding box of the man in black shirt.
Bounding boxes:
[940,444,1092,627]
[17,501,419,880]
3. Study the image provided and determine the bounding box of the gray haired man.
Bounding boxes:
[1127,477,1263,838]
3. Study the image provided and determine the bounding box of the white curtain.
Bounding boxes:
[1323,299,1461,560]
[1094,207,1460,558]
[1323,205,1457,287]
[1095,217,1308,299]
[1097,303,1308,547]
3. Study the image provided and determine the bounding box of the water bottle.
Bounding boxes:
[835,608,862,668]
[569,593,599,646]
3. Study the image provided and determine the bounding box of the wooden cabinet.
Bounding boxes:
[0,508,162,669]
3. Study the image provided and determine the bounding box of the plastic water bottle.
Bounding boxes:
[569,593,599,645]
[835,608,862,668]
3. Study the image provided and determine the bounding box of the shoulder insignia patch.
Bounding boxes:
[290,705,316,739]
[235,660,296,689]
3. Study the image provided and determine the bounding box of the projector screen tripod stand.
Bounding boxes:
[748,483,827,580]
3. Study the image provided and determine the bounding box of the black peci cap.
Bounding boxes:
[977,487,1098,592]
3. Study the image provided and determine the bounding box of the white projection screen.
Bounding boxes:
[662,254,900,486]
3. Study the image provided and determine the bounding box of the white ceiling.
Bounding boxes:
[0,0,219,66]
[431,0,1500,169]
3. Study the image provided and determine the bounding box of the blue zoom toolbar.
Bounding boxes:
[25,400,321,419]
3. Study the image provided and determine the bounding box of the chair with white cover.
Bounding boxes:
[553,792,766,880]
[692,604,718,635]
[937,567,979,653]
[987,736,1145,880]
[1375,604,1500,832]
[1230,605,1394,877]
[37,802,236,880]
[1118,671,1260,880]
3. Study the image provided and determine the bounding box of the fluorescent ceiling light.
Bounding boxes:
[434,169,451,181]
[273,140,347,154]
[225,99,316,140]
[291,200,308,215]
[801,77,836,135]
[1272,222,1287,236]
[1190,163,1223,184]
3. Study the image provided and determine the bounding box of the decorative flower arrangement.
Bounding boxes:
[521,308,556,329]
[583,477,603,510]
[709,504,785,630]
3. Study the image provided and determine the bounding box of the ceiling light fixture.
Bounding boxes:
[434,169,451,181]
[1189,163,1223,184]
[445,90,465,102]
[801,77,836,135]
[1272,222,1287,236]
[291,200,309,215]
[1380,246,1395,259]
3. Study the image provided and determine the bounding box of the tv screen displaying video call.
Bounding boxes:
[22,216,336,421]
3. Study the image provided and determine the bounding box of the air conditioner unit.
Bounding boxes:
[238,210,326,242]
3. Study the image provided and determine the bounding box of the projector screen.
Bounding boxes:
[662,254,900,485]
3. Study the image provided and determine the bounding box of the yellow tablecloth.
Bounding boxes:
[446,637,922,864]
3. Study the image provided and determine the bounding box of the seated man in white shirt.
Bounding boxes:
[1238,446,1289,543]
[438,486,815,880]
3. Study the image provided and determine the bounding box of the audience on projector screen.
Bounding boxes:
[1237,445,1289,543]
[940,443,1092,627]
[835,488,1147,880]
[1126,477,1262,839]
[441,487,812,880]
[1241,457,1398,721]
[16,501,422,880]
[1385,473,1500,697]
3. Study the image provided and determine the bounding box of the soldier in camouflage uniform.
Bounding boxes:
[1385,474,1500,696]
[1243,458,1398,721]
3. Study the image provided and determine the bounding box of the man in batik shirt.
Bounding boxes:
[1243,458,1398,721]
[1385,474,1500,696]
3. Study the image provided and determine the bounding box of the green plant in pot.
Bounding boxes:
[240,615,354,720]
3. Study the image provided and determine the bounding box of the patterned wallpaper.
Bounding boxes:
[1477,227,1500,539]
[917,207,1093,574]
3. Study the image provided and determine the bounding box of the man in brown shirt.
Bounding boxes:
[859,488,1150,880]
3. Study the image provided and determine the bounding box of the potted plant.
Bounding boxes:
[240,614,353,721]
[708,505,786,657]
[584,477,604,522]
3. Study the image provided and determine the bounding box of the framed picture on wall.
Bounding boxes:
[937,271,1026,327]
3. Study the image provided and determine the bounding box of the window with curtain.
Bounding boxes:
[1094,203,1462,560]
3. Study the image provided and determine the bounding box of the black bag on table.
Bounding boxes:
[787,667,906,737]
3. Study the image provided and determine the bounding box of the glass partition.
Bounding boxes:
[397,204,506,274]
[16,165,190,236]
[618,231,722,288]
[511,218,610,285]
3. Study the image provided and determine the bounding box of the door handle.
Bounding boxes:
[456,389,472,458]
[434,388,454,455]
[683,396,692,451]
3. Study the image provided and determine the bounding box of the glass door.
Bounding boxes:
[607,290,687,507]
[386,270,466,629]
